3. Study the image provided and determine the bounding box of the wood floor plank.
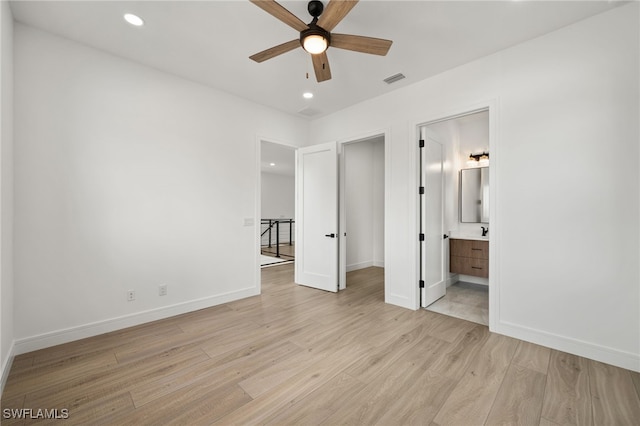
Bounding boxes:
[588,359,640,424]
[432,333,519,425]
[373,368,457,425]
[344,322,433,384]
[263,373,366,425]
[24,347,210,411]
[423,312,477,343]
[427,323,491,380]
[128,340,301,407]
[631,370,640,401]
[0,395,25,426]
[320,359,429,425]
[199,317,316,361]
[113,319,256,364]
[539,417,562,426]
[2,352,119,400]
[60,392,135,426]
[511,340,551,375]
[213,344,368,425]
[485,364,547,426]
[117,382,252,426]
[541,350,593,426]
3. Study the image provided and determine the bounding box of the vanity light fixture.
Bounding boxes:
[467,152,490,167]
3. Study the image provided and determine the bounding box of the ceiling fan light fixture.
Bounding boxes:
[301,25,330,54]
[303,34,328,54]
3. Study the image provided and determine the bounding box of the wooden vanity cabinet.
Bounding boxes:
[450,239,489,278]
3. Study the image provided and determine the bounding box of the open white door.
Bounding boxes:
[295,141,338,292]
[420,129,446,307]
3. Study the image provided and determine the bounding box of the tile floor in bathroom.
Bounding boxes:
[425,281,489,326]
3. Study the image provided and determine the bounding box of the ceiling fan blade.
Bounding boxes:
[331,33,393,56]
[250,0,308,32]
[250,39,300,63]
[312,52,332,82]
[317,0,359,32]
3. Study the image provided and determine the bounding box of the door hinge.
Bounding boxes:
[419,233,425,241]
[419,139,425,148]
[419,186,424,195]
[419,280,425,288]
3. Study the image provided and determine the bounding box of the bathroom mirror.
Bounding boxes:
[460,167,489,223]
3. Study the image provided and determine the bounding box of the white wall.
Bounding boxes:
[309,4,639,371]
[260,172,295,245]
[0,0,14,391]
[13,24,308,353]
[261,172,294,219]
[344,138,384,271]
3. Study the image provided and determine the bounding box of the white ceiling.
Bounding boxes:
[261,140,296,175]
[10,0,622,119]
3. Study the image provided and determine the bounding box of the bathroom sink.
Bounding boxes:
[448,233,489,241]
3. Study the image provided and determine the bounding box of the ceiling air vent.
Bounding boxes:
[383,73,406,84]
[298,107,321,117]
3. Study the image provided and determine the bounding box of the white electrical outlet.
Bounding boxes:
[127,290,135,301]
[159,285,167,296]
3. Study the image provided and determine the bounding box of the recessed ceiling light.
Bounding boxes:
[270,163,276,166]
[303,92,314,99]
[124,13,144,27]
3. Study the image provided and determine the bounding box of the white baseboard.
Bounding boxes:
[346,260,385,272]
[13,286,259,356]
[457,274,489,286]
[494,320,640,372]
[346,261,373,272]
[446,274,459,287]
[1,341,15,396]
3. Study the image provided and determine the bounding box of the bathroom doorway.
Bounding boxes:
[420,110,490,326]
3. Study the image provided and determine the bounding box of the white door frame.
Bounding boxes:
[412,99,498,330]
[338,131,388,290]
[255,136,299,294]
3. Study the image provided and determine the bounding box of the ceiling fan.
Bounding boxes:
[249,0,393,82]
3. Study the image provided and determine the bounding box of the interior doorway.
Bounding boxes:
[260,140,296,269]
[340,135,385,294]
[419,109,490,326]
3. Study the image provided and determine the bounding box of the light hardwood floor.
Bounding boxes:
[2,264,640,425]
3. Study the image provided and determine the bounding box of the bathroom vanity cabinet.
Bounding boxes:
[450,238,489,278]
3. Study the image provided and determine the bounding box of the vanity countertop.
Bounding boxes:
[448,234,489,242]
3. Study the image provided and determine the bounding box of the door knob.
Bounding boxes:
[325,233,336,238]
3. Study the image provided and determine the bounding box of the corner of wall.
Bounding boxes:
[0,0,15,396]
[0,341,14,395]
